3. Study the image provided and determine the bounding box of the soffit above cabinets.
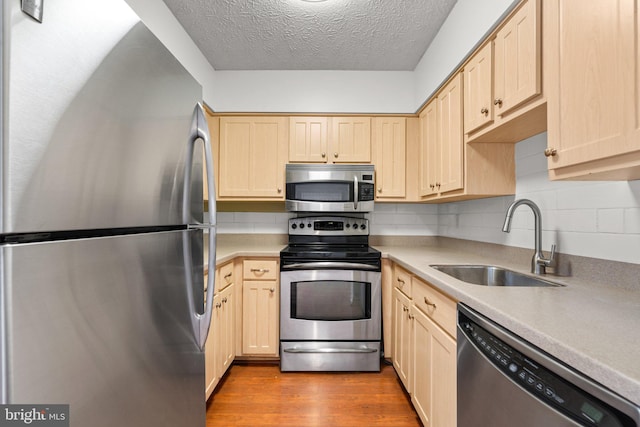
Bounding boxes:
[161,0,458,71]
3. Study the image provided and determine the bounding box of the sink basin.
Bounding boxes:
[430,265,563,287]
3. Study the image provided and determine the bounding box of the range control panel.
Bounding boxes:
[288,216,369,236]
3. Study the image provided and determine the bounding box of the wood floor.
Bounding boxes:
[206,363,423,427]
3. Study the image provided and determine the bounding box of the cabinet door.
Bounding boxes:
[219,284,235,376]
[392,287,412,392]
[437,74,464,194]
[219,117,287,198]
[464,42,494,134]
[289,117,328,163]
[372,117,406,199]
[419,101,438,197]
[412,307,456,427]
[242,280,279,355]
[494,0,541,117]
[330,117,371,163]
[204,277,217,399]
[546,0,639,172]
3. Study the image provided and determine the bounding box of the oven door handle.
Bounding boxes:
[283,347,378,354]
[283,262,379,271]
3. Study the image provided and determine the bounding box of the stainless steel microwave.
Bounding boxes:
[285,164,375,212]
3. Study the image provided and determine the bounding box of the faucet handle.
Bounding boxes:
[544,244,557,267]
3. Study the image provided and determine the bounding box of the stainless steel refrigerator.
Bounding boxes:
[0,0,216,426]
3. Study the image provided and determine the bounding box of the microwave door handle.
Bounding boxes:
[353,175,358,210]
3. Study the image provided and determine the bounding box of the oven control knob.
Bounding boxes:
[299,223,305,229]
[291,223,297,229]
[345,223,351,228]
[307,223,312,228]
[360,224,366,230]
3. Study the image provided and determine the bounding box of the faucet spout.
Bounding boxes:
[502,199,556,275]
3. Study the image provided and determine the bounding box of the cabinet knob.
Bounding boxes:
[216,302,222,309]
[429,184,434,190]
[402,306,408,312]
[544,148,557,157]
[408,313,414,320]
[377,188,382,193]
[222,297,227,304]
[334,152,339,158]
[277,188,282,193]
[321,152,326,158]
[224,272,232,280]
[436,182,441,189]
[494,98,503,107]
[269,288,275,293]
[424,297,437,308]
[480,107,489,115]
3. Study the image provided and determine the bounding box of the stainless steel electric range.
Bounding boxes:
[279,216,382,372]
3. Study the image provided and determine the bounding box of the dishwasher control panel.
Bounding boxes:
[459,314,635,427]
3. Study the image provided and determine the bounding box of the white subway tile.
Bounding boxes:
[597,209,625,234]
[624,208,640,234]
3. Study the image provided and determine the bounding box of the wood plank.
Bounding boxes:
[206,364,423,427]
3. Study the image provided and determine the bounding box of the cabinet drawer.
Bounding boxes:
[412,277,457,338]
[217,261,234,291]
[393,265,413,298]
[243,259,278,281]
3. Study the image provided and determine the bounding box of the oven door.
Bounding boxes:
[280,268,381,341]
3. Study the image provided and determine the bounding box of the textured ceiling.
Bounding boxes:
[161,0,458,71]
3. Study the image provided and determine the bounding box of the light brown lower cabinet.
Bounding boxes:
[205,279,235,400]
[390,265,457,426]
[411,304,457,427]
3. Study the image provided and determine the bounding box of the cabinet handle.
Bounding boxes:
[424,297,437,309]
[224,272,232,279]
[334,152,339,158]
[321,152,326,158]
[269,288,275,293]
[251,268,270,273]
[377,188,382,193]
[277,188,282,193]
[397,277,405,285]
[480,107,489,115]
[544,148,557,157]
[494,98,503,107]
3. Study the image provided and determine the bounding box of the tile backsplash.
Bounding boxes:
[215,132,640,265]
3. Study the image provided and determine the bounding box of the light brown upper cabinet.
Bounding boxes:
[331,117,372,162]
[372,117,406,199]
[463,0,546,144]
[288,116,371,163]
[420,74,464,198]
[218,116,288,199]
[289,117,329,163]
[419,73,516,202]
[545,0,640,180]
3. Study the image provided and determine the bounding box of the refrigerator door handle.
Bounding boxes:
[183,102,216,350]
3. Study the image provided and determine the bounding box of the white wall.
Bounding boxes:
[212,70,415,113]
[413,0,517,110]
[124,0,218,105]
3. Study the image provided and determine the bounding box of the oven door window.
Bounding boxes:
[287,181,353,202]
[291,280,371,321]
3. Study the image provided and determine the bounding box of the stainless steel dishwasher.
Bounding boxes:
[458,304,640,427]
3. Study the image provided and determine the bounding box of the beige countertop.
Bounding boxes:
[212,235,640,406]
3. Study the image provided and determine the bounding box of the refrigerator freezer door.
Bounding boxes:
[1,0,204,234]
[1,230,206,427]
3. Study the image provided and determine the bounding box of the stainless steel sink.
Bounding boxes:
[429,265,564,287]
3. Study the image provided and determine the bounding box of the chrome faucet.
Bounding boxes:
[502,199,556,275]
